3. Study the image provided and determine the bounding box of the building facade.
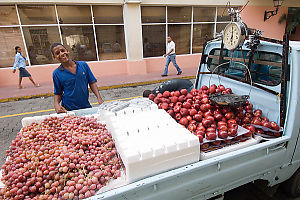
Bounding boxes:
[0,0,299,87]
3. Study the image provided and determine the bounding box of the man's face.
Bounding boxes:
[17,48,22,53]
[167,37,172,43]
[52,45,70,63]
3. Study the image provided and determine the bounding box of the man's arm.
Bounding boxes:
[89,82,104,105]
[54,94,67,113]
[164,48,174,57]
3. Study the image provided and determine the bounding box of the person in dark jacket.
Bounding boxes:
[143,79,193,97]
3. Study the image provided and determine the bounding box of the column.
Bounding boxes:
[123,1,147,75]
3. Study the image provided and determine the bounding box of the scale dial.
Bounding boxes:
[223,22,247,51]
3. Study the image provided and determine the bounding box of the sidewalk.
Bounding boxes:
[0,67,197,102]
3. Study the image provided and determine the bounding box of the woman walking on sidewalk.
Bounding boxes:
[12,46,39,89]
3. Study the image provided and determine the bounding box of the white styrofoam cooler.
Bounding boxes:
[104,109,200,182]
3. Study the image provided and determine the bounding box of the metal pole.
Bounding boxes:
[15,4,31,67]
[91,5,100,61]
[55,4,64,45]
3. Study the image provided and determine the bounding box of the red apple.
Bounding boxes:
[228,119,237,124]
[175,113,182,121]
[206,116,215,122]
[189,108,197,116]
[180,108,189,116]
[212,140,221,146]
[226,88,232,93]
[262,117,269,122]
[228,128,238,137]
[201,143,210,149]
[193,114,202,122]
[149,93,155,101]
[183,102,192,109]
[197,125,206,132]
[221,107,231,114]
[186,93,193,99]
[206,132,217,140]
[246,125,256,134]
[192,104,200,111]
[194,99,201,105]
[154,97,161,104]
[188,123,197,132]
[196,130,205,137]
[207,127,216,133]
[243,131,253,137]
[215,88,221,93]
[225,112,234,120]
[201,85,208,90]
[214,113,223,121]
[161,103,169,110]
[262,121,271,129]
[204,111,213,118]
[186,98,193,104]
[180,89,188,95]
[218,125,228,131]
[256,129,264,134]
[186,115,192,121]
[202,118,213,128]
[174,105,181,113]
[200,104,209,112]
[242,117,250,124]
[163,91,170,98]
[218,130,228,139]
[174,91,180,97]
[179,117,189,126]
[178,95,185,103]
[233,135,243,141]
[198,135,204,143]
[270,121,280,131]
[218,121,227,127]
[201,98,209,104]
[167,110,175,117]
[170,96,178,103]
[228,123,238,130]
[253,109,262,117]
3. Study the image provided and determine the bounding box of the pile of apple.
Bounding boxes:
[148,84,282,149]
[0,116,121,200]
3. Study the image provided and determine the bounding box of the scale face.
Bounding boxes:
[223,22,247,51]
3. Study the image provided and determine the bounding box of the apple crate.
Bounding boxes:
[105,109,200,182]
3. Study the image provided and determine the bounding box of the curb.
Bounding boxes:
[0,76,195,103]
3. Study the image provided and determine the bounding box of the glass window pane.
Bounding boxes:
[216,23,228,34]
[57,5,92,24]
[217,7,239,22]
[141,6,165,23]
[61,26,97,61]
[168,7,192,23]
[142,25,166,58]
[95,25,126,60]
[168,24,191,55]
[23,26,60,65]
[193,7,215,22]
[18,5,57,25]
[193,24,214,53]
[0,6,19,25]
[93,6,123,24]
[0,28,26,68]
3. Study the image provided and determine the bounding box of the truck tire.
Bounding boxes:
[281,168,300,197]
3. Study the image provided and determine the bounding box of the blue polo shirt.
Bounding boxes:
[52,61,97,111]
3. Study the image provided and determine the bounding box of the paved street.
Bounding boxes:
[0,80,298,200]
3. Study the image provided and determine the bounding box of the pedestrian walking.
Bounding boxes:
[12,46,40,89]
[161,36,182,77]
[51,43,104,113]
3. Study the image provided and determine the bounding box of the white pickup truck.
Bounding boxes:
[85,34,300,200]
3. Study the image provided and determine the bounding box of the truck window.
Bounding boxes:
[207,48,282,86]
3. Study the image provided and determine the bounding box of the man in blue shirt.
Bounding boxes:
[51,43,104,113]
